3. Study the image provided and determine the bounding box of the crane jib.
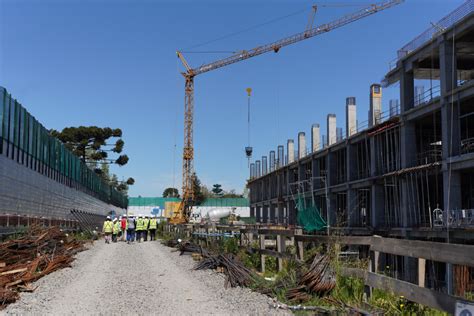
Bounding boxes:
[189,0,403,77]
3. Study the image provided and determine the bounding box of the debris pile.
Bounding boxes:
[0,226,87,308]
[194,253,256,288]
[286,254,336,302]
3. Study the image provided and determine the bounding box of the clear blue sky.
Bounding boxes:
[0,0,463,197]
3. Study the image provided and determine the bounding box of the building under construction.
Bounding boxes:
[248,1,474,294]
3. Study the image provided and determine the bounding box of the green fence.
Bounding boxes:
[0,86,127,208]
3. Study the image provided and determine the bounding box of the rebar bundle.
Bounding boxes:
[0,226,87,308]
[286,255,336,302]
[194,253,256,288]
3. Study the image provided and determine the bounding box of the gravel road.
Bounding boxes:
[3,239,290,315]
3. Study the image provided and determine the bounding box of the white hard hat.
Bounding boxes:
[106,216,111,220]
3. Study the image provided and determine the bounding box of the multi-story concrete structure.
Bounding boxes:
[248,1,474,293]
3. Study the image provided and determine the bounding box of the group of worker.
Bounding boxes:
[102,214,158,244]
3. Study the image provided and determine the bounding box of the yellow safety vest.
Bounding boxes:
[143,218,149,230]
[103,221,113,233]
[113,221,120,234]
[149,219,157,229]
[136,218,144,231]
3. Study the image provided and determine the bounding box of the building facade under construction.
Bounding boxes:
[248,1,474,294]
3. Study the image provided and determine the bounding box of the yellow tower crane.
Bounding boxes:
[171,0,403,224]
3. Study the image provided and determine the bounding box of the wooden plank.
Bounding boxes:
[0,268,27,276]
[294,234,372,245]
[418,258,426,288]
[260,234,265,273]
[295,228,304,260]
[6,279,23,288]
[277,235,286,271]
[258,248,292,259]
[340,268,459,314]
[370,236,474,266]
[257,229,294,236]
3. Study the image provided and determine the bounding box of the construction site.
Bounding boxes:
[248,0,474,291]
[1,0,474,315]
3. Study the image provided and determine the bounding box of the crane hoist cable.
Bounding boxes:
[245,88,253,166]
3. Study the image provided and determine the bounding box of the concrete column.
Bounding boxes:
[369,84,382,127]
[262,205,269,223]
[287,140,295,164]
[250,163,255,179]
[327,114,336,146]
[439,38,457,95]
[262,156,268,175]
[441,104,461,158]
[277,145,284,168]
[298,132,306,159]
[311,124,320,153]
[400,68,414,113]
[312,156,320,190]
[440,38,461,159]
[371,184,385,228]
[288,200,296,226]
[269,150,275,172]
[277,203,283,224]
[346,97,357,137]
[336,128,343,142]
[347,188,357,227]
[255,160,261,178]
[250,206,255,218]
[256,206,261,222]
[347,142,355,182]
[269,204,276,223]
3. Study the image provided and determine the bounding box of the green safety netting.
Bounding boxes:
[296,194,327,232]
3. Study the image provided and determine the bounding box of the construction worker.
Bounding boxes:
[102,216,113,244]
[112,218,120,242]
[143,215,150,241]
[135,215,144,242]
[126,215,136,244]
[149,215,158,241]
[121,215,127,241]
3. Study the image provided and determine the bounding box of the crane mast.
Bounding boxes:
[173,0,403,223]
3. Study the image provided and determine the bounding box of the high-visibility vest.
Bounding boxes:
[113,221,120,234]
[149,219,157,229]
[143,218,149,230]
[136,218,144,231]
[103,221,113,233]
